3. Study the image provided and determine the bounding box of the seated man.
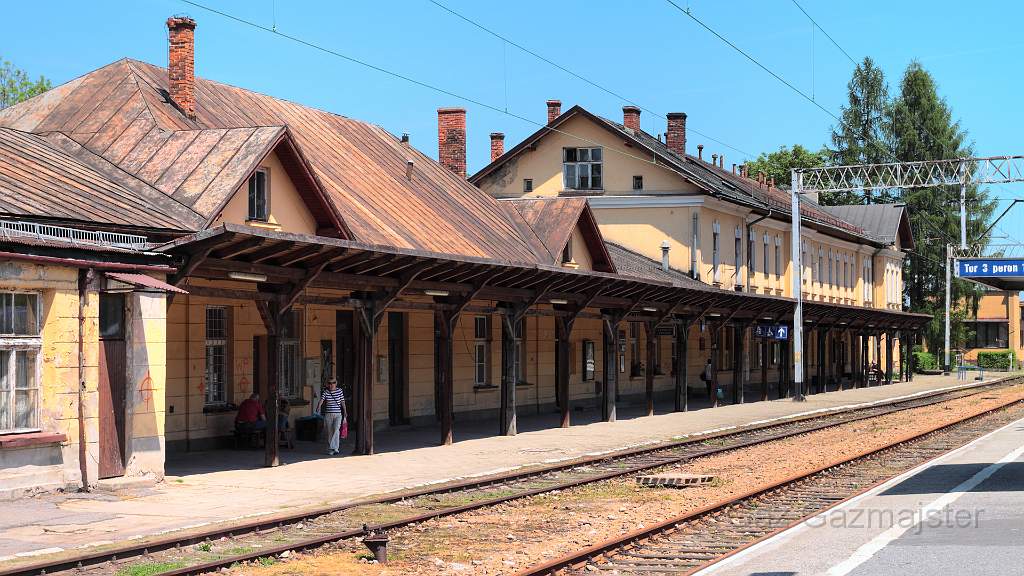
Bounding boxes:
[236,392,267,432]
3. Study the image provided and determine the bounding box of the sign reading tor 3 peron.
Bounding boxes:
[957,258,1024,277]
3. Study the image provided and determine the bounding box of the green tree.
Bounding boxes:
[830,56,893,204]
[744,144,828,190]
[891,61,995,358]
[0,56,51,110]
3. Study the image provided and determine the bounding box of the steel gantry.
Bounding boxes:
[792,156,1024,395]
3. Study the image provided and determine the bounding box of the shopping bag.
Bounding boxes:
[340,419,349,439]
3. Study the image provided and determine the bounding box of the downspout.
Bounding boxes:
[184,294,191,452]
[745,210,772,292]
[77,268,93,492]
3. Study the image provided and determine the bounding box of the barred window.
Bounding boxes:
[474,316,491,386]
[205,306,228,405]
[0,293,41,433]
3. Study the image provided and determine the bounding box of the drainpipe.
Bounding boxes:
[184,294,191,452]
[77,268,93,492]
[745,211,772,292]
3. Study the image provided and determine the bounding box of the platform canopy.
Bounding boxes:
[956,257,1024,291]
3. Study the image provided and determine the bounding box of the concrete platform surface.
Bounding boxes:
[699,406,1024,576]
[0,374,1010,563]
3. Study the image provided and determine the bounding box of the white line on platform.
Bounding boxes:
[693,413,1024,576]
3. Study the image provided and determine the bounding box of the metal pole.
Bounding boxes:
[943,244,951,374]
[791,172,805,401]
[959,161,968,250]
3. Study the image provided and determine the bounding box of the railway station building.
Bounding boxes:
[0,16,927,495]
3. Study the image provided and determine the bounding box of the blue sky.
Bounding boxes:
[6,0,1024,238]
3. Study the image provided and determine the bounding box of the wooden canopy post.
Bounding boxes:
[353,303,377,455]
[733,323,747,404]
[874,332,882,385]
[601,316,620,422]
[779,337,789,398]
[256,299,283,468]
[554,315,572,428]
[816,328,826,394]
[436,278,491,445]
[710,323,721,408]
[885,329,894,385]
[500,283,553,436]
[644,321,658,416]
[760,329,769,401]
[554,287,604,429]
[675,319,689,412]
[435,309,456,445]
[908,330,917,381]
[862,331,870,387]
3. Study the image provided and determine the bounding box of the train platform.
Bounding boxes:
[0,373,1010,563]
[700,407,1024,576]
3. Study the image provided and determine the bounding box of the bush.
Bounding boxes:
[912,350,937,372]
[976,350,1015,370]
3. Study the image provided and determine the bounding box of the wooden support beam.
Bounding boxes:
[212,236,265,260]
[555,314,572,428]
[435,278,492,446]
[244,241,296,264]
[644,320,657,416]
[710,322,721,408]
[734,323,747,404]
[885,329,894,385]
[761,329,769,401]
[602,316,619,422]
[674,319,689,412]
[260,299,282,468]
[352,302,376,455]
[280,258,333,312]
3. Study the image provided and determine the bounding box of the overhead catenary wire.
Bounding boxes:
[427,0,753,159]
[176,0,700,172]
[790,0,856,65]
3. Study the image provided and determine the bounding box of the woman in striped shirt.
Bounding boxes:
[317,378,348,455]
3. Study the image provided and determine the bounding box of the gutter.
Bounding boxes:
[0,251,176,273]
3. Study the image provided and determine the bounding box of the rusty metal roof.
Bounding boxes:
[0,58,550,263]
[0,127,198,231]
[503,197,615,272]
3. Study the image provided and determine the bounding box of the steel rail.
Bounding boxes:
[516,394,1024,575]
[3,377,1018,576]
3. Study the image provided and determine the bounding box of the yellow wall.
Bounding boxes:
[0,261,167,492]
[213,149,318,235]
[478,113,905,312]
[477,115,700,198]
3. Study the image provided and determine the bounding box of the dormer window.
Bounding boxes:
[247,168,269,222]
[563,147,602,190]
[561,241,573,264]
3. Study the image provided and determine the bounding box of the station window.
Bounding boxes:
[632,175,643,190]
[0,292,41,433]
[205,306,228,405]
[763,233,769,280]
[523,178,533,193]
[474,316,491,386]
[247,167,270,222]
[513,319,526,384]
[562,147,603,190]
[712,220,721,284]
[279,309,302,399]
[734,227,742,288]
[582,340,595,381]
[629,322,641,377]
[561,240,573,265]
[775,236,782,281]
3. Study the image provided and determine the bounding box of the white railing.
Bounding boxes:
[0,220,149,250]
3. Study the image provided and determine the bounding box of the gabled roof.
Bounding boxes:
[503,197,615,272]
[470,104,886,247]
[0,127,199,231]
[818,204,914,249]
[0,58,549,263]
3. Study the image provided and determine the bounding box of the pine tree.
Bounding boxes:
[891,61,994,357]
[828,57,893,205]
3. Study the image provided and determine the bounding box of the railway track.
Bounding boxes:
[518,391,1024,575]
[3,377,1019,576]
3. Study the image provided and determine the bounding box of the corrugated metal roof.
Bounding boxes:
[107,272,187,293]
[605,242,706,287]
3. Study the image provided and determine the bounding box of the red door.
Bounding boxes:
[98,293,127,479]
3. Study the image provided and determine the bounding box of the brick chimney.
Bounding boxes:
[666,112,686,156]
[437,108,467,178]
[489,132,505,162]
[167,16,197,120]
[546,100,562,124]
[623,105,641,132]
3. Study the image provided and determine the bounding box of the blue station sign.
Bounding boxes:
[754,324,789,340]
[957,259,1024,278]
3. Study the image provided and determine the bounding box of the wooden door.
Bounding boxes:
[388,312,407,425]
[336,311,355,420]
[98,293,127,479]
